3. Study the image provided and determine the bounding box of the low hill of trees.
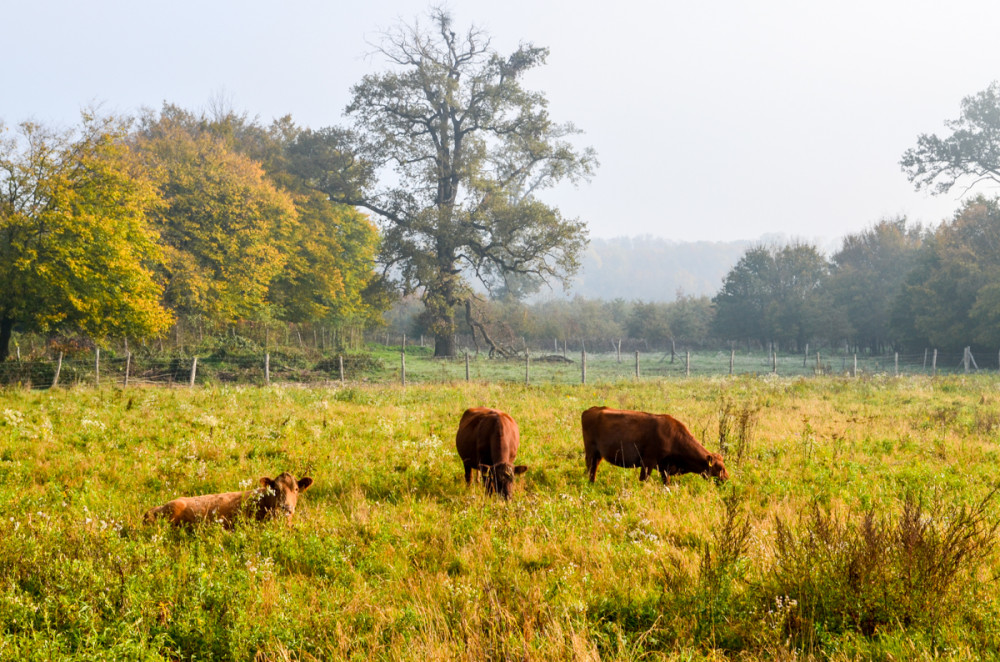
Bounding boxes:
[562,236,753,301]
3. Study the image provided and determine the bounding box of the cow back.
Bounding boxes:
[456,407,519,466]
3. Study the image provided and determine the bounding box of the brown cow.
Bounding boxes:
[582,406,728,484]
[456,407,528,499]
[144,472,314,526]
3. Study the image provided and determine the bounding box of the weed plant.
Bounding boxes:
[1,375,999,659]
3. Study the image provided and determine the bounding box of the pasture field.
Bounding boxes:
[1,375,1000,660]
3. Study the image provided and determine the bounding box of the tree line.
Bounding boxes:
[713,78,1000,356]
[391,80,1000,358]
[0,107,392,362]
[5,8,1000,363]
[391,197,1000,357]
[1,8,597,363]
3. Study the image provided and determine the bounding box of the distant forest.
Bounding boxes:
[565,236,753,301]
[393,204,1000,359]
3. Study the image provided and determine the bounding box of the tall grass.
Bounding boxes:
[1,375,999,659]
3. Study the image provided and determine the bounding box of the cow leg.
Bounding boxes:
[586,453,601,483]
[639,465,650,481]
[463,462,474,485]
[658,462,674,486]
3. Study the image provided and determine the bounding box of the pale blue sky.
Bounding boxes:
[5,0,998,242]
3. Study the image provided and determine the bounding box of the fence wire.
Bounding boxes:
[0,348,993,389]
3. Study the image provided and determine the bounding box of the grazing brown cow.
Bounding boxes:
[456,407,528,499]
[582,406,728,484]
[144,472,313,526]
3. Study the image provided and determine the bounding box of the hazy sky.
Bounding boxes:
[6,0,999,243]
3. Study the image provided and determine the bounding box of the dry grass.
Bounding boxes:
[0,375,999,659]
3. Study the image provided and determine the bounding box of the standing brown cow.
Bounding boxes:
[144,472,314,526]
[456,407,528,499]
[582,406,728,484]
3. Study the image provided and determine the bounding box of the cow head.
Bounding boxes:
[257,472,314,519]
[704,453,729,483]
[478,463,528,499]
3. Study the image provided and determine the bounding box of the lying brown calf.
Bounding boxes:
[144,472,314,526]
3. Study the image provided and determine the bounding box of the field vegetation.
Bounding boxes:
[2,375,1000,660]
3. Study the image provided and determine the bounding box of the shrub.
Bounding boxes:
[717,392,760,465]
[766,488,999,648]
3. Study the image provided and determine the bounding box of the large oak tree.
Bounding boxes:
[325,9,597,356]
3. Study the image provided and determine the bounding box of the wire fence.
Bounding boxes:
[0,346,995,389]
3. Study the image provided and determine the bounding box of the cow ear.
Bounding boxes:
[514,465,528,475]
[259,477,273,488]
[706,455,715,467]
[298,477,313,491]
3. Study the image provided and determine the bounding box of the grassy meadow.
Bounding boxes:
[1,375,1000,660]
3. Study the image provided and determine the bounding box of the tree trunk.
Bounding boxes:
[425,260,461,357]
[0,316,13,363]
[434,332,456,357]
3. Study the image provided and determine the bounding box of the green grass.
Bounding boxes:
[2,375,1000,660]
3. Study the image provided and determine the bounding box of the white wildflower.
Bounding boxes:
[1,409,24,426]
[81,419,106,431]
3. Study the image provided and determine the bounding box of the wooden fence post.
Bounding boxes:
[525,351,530,385]
[189,357,198,387]
[932,349,938,376]
[465,351,470,381]
[894,352,899,377]
[923,348,928,369]
[816,351,821,375]
[686,351,691,377]
[771,349,777,374]
[729,349,734,376]
[581,349,587,384]
[52,351,63,389]
[95,347,100,386]
[803,343,809,368]
[634,350,640,379]
[265,353,270,385]
[339,355,345,384]
[853,354,857,378]
[124,351,131,387]
[401,351,406,386]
